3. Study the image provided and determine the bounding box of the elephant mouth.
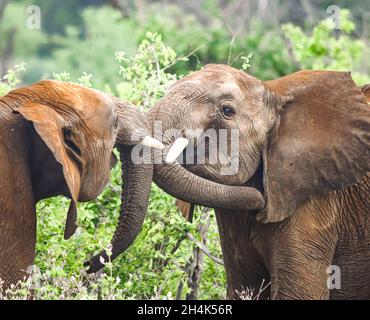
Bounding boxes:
[162,139,219,180]
[156,137,267,215]
[165,136,222,166]
[164,136,252,186]
[243,161,265,198]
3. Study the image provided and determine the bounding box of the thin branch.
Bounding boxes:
[163,43,205,72]
[175,277,184,300]
[227,25,241,65]
[185,232,224,266]
[171,260,186,272]
[254,279,271,300]
[230,50,246,67]
[161,235,187,269]
[152,211,224,289]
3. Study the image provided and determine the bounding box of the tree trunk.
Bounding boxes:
[186,208,211,300]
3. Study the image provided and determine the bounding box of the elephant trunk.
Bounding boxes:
[147,100,266,212]
[85,100,155,273]
[154,162,265,211]
[113,99,163,148]
[86,146,153,273]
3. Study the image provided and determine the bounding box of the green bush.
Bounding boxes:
[115,32,184,110]
[0,63,26,96]
[0,34,226,300]
[283,9,370,85]
[2,2,294,88]
[1,7,369,300]
[133,3,295,80]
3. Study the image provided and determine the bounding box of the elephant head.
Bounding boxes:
[1,80,162,273]
[148,65,370,223]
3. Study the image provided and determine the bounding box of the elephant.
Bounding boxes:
[0,80,163,289]
[141,65,369,300]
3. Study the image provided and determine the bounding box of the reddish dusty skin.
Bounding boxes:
[0,80,154,287]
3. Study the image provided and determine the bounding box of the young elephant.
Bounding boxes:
[147,65,370,299]
[0,80,161,288]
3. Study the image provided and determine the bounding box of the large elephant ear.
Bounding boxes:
[17,101,83,238]
[258,70,370,223]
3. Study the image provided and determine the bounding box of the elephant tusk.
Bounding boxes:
[166,137,189,163]
[140,136,165,149]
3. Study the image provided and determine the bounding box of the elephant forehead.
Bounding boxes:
[38,80,88,112]
[55,84,116,136]
[38,80,115,121]
[57,83,116,127]
[209,78,243,97]
[82,89,115,118]
[177,74,245,99]
[178,66,264,101]
[81,92,117,134]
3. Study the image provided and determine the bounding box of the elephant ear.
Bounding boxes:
[17,101,83,239]
[362,84,370,102]
[176,199,195,222]
[258,70,370,223]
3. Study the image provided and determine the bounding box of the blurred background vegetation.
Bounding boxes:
[0,0,369,300]
[1,0,369,87]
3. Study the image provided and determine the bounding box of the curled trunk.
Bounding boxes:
[154,162,265,211]
[148,102,266,212]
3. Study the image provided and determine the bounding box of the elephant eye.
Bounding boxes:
[221,106,236,119]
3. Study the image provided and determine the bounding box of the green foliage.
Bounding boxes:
[1,183,225,299]
[283,9,370,85]
[0,3,46,57]
[43,7,139,90]
[0,36,226,300]
[241,53,253,71]
[1,2,295,87]
[134,4,295,79]
[1,2,369,300]
[0,2,47,83]
[52,71,93,88]
[115,32,184,110]
[0,63,26,96]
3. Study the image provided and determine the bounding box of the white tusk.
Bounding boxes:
[166,137,189,163]
[140,136,165,150]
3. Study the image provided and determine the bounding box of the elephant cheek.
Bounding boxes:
[78,161,111,201]
[78,179,107,201]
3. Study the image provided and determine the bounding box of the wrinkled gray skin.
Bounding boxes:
[147,65,370,300]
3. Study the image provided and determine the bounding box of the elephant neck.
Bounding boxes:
[285,173,370,236]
